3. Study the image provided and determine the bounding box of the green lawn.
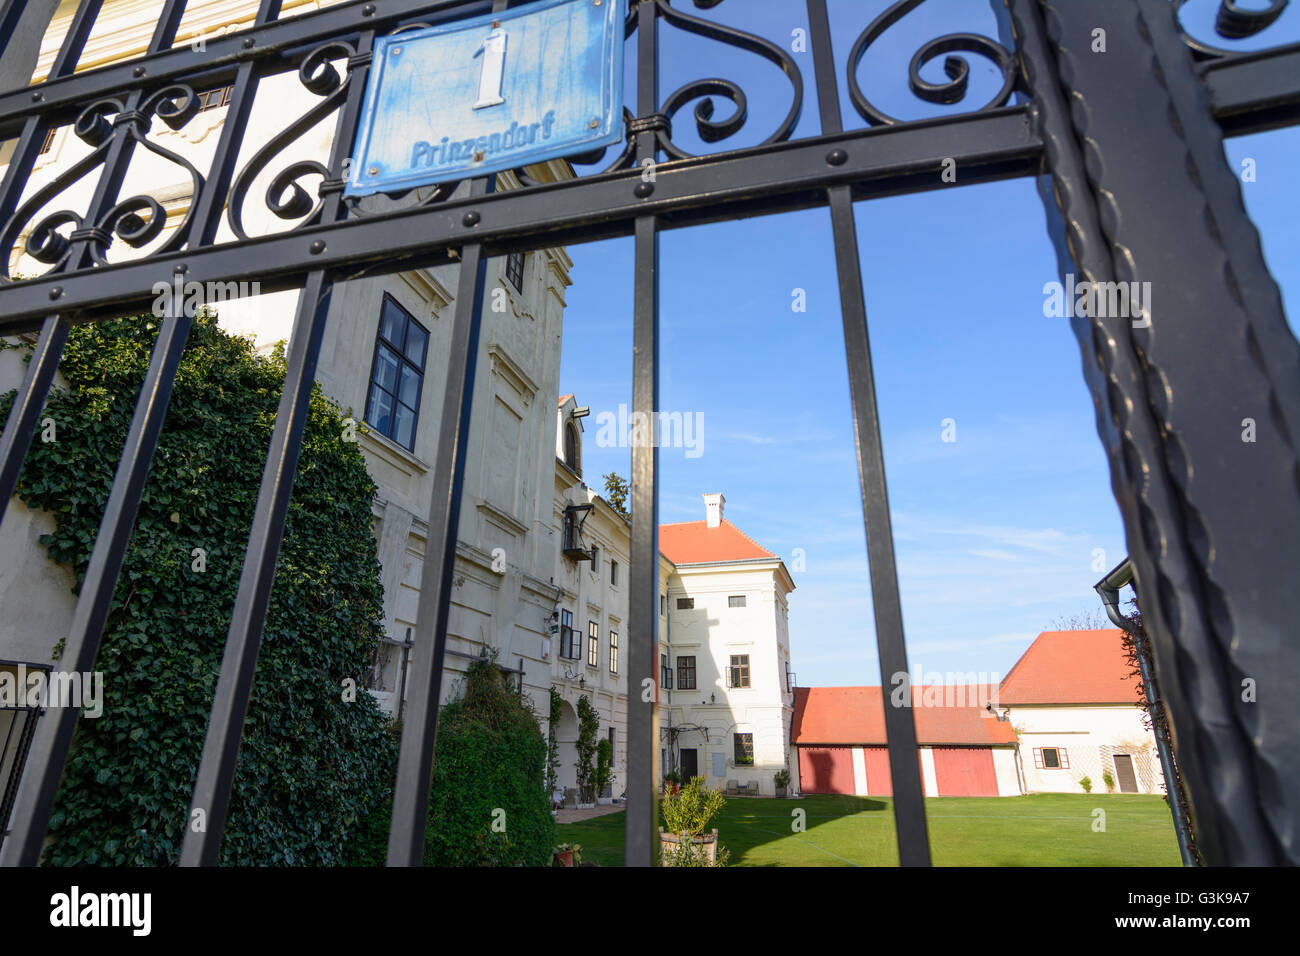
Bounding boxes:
[557,793,1182,867]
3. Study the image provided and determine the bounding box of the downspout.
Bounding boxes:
[396,627,414,724]
[1095,558,1197,867]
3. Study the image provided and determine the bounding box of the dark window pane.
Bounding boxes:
[404,322,429,367]
[374,345,399,393]
[379,298,405,346]
[367,385,393,436]
[393,403,416,449]
[398,363,420,407]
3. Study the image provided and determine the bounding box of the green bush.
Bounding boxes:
[423,660,554,865]
[2,312,396,865]
[1079,775,1093,793]
[348,659,555,866]
[1103,770,1116,792]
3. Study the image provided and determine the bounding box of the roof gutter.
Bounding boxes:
[1094,557,1197,867]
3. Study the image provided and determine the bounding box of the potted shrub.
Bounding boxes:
[1102,770,1116,793]
[659,776,730,866]
[553,843,582,867]
[662,770,681,794]
[594,738,614,805]
[774,768,790,798]
[1079,775,1093,793]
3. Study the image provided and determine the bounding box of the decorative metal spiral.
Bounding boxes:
[652,0,802,160]
[1174,0,1291,59]
[847,0,1017,127]
[227,40,357,240]
[1,88,205,278]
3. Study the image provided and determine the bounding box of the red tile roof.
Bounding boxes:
[557,393,574,407]
[792,685,1018,746]
[998,629,1139,705]
[657,519,777,565]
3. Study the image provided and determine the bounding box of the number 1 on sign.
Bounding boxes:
[473,30,507,109]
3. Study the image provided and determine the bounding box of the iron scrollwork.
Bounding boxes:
[227,40,360,241]
[1,86,205,280]
[653,0,803,160]
[1175,0,1292,59]
[847,0,1018,127]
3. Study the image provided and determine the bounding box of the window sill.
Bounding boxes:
[359,429,430,476]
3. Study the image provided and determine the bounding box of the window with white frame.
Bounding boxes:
[587,620,599,668]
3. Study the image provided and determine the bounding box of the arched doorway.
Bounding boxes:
[554,699,579,794]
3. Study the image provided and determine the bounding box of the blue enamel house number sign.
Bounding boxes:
[346,0,626,196]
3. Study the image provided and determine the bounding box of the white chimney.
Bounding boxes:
[703,493,725,529]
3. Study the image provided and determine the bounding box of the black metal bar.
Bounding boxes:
[178,271,333,866]
[386,0,511,868]
[385,188,491,866]
[0,109,1041,331]
[624,0,660,870]
[1009,0,1298,865]
[185,0,284,249]
[0,310,193,866]
[806,0,930,867]
[0,315,70,524]
[0,0,32,63]
[1202,42,1300,136]
[179,20,373,866]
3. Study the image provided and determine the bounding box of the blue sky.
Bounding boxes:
[557,0,1300,688]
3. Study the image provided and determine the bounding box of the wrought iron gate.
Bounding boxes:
[0,0,1297,867]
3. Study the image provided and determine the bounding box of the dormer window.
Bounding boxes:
[564,422,581,476]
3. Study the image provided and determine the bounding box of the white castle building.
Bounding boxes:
[0,0,799,841]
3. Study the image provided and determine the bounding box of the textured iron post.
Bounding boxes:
[387,0,511,867]
[1002,0,1300,865]
[806,0,930,866]
[624,0,661,868]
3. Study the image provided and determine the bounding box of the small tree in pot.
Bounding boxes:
[660,776,730,866]
[774,768,791,798]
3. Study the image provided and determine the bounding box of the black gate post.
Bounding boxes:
[1003,0,1300,865]
[625,0,662,869]
[806,0,931,867]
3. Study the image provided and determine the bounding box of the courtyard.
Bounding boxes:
[557,793,1182,867]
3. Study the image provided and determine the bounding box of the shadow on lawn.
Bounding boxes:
[555,793,894,866]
